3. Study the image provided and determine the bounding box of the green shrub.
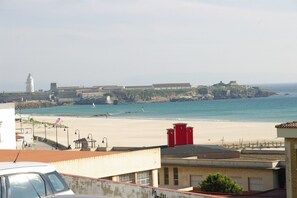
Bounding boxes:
[200,173,243,194]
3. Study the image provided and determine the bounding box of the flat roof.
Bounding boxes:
[239,153,285,161]
[161,144,238,156]
[0,150,122,163]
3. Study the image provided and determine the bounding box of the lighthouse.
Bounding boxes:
[26,73,35,93]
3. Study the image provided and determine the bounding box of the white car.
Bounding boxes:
[51,196,110,198]
[0,162,74,198]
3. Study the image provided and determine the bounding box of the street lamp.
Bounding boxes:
[87,133,93,140]
[87,133,94,148]
[64,127,70,149]
[221,137,224,145]
[17,107,23,133]
[42,122,47,142]
[31,117,35,137]
[102,137,108,148]
[75,129,80,140]
[54,124,58,149]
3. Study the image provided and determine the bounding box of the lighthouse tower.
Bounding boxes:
[26,73,34,93]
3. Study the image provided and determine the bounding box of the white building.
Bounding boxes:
[0,148,161,187]
[0,103,16,149]
[276,121,297,198]
[26,73,34,93]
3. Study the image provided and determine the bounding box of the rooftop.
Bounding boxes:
[161,144,239,158]
[239,153,285,161]
[0,150,122,163]
[275,121,297,128]
[153,83,191,87]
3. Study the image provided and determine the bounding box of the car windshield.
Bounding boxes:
[8,173,47,198]
[45,171,70,193]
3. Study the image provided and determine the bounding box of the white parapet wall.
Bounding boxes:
[0,103,16,149]
[51,148,161,178]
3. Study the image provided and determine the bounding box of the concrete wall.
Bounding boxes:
[284,138,297,198]
[51,148,161,178]
[277,128,297,138]
[0,103,16,149]
[277,127,297,198]
[63,174,216,198]
[159,165,280,192]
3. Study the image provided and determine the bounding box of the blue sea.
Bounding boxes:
[21,83,297,123]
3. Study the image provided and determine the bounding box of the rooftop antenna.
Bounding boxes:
[13,150,21,163]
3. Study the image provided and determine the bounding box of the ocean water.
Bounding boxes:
[21,83,297,123]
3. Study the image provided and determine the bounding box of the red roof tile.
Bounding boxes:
[0,150,122,163]
[275,121,297,129]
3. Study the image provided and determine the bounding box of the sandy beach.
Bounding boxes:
[21,116,282,149]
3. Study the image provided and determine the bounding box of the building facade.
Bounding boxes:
[158,123,285,192]
[153,83,191,90]
[159,158,283,192]
[276,121,297,198]
[0,103,16,149]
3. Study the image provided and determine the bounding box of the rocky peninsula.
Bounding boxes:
[1,81,276,109]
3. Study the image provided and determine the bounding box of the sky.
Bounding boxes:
[1,0,297,92]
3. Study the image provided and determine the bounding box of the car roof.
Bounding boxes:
[50,195,110,198]
[0,162,56,175]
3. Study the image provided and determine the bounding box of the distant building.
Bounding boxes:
[56,86,81,92]
[125,85,153,90]
[213,81,238,86]
[153,83,191,90]
[26,73,34,93]
[99,85,124,91]
[228,80,238,86]
[213,81,227,86]
[50,83,57,91]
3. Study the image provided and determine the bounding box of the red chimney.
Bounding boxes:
[167,128,175,147]
[174,123,187,145]
[186,127,194,144]
[167,123,194,147]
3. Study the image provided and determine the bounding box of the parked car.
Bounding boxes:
[0,162,74,198]
[51,196,110,198]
